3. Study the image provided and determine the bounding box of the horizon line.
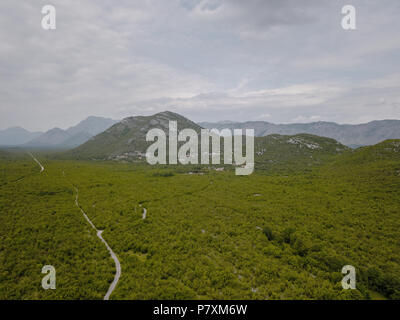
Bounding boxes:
[1,112,400,133]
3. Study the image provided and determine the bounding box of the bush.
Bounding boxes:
[281,227,295,244]
[364,267,400,299]
[152,171,174,177]
[263,226,274,241]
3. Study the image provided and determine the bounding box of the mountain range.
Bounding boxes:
[198,120,400,148]
[1,113,400,150]
[61,111,351,171]
[0,116,118,148]
[0,127,42,146]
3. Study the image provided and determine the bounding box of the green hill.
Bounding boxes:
[337,139,400,164]
[60,112,351,174]
[319,139,400,182]
[254,133,350,173]
[61,111,202,161]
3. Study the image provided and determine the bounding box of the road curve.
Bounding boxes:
[74,187,121,300]
[29,159,120,299]
[28,152,44,172]
[98,230,122,300]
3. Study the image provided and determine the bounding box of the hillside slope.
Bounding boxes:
[63,111,202,160]
[26,128,71,147]
[65,116,118,137]
[254,134,350,173]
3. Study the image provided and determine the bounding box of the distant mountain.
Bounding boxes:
[62,131,93,148]
[26,127,71,147]
[198,120,400,147]
[0,127,42,146]
[65,116,118,136]
[63,111,202,160]
[25,116,118,148]
[61,111,350,170]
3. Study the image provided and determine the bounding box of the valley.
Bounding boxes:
[1,139,399,299]
[2,0,400,305]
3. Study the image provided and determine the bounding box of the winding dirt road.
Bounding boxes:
[73,186,121,300]
[97,230,121,300]
[142,207,147,220]
[28,152,44,172]
[27,154,121,299]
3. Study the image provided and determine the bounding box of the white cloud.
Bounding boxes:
[0,0,399,130]
[291,115,321,123]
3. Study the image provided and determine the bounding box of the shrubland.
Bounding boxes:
[0,140,399,299]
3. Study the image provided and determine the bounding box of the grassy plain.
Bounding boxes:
[0,143,399,299]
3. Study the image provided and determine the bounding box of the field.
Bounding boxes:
[0,144,400,299]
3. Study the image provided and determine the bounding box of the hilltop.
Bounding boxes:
[254,133,350,173]
[342,139,400,163]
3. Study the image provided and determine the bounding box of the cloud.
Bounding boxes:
[0,1,399,130]
[291,115,321,123]
[260,113,271,119]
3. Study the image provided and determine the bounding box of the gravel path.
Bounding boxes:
[74,186,121,300]
[28,152,44,172]
[30,156,120,299]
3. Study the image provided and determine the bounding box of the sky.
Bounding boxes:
[0,0,400,131]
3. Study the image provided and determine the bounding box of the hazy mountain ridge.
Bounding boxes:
[0,127,42,146]
[27,128,71,147]
[60,131,93,148]
[3,116,399,149]
[24,116,118,148]
[198,119,400,147]
[65,116,117,136]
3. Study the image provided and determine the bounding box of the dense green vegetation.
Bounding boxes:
[0,151,37,186]
[254,133,350,174]
[0,140,399,299]
[0,153,112,299]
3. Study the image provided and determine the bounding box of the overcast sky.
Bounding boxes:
[1,0,400,131]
